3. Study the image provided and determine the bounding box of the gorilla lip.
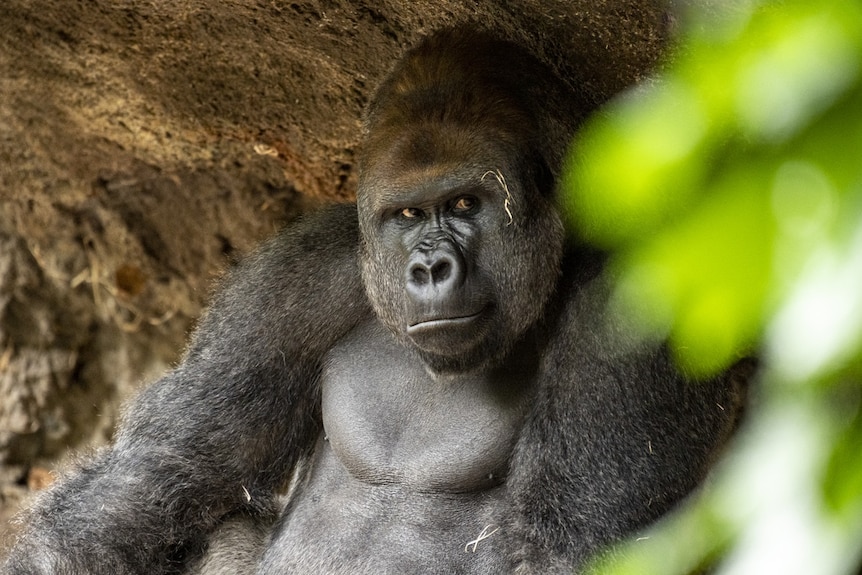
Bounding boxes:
[406,310,485,335]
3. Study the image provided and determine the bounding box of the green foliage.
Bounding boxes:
[563,1,862,573]
[565,0,862,376]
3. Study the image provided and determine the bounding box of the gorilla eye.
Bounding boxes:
[401,207,424,219]
[452,196,477,213]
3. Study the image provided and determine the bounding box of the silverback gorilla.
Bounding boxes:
[4,29,746,575]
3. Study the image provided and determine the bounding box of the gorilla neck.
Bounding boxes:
[321,317,538,492]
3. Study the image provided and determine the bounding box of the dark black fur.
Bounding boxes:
[3,29,746,575]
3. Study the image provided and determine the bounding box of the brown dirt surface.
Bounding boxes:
[0,0,674,553]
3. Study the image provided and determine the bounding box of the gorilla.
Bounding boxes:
[3,29,747,575]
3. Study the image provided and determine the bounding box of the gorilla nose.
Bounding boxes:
[406,249,464,302]
[411,258,451,285]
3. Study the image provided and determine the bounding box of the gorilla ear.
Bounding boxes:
[527,151,555,198]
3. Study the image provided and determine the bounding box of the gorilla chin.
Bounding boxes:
[406,307,492,358]
[407,310,514,375]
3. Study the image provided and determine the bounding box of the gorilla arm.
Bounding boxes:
[507,250,747,570]
[4,204,370,575]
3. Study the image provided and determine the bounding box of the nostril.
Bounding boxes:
[411,265,430,285]
[430,260,451,283]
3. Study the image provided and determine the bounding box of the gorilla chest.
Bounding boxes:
[321,319,535,492]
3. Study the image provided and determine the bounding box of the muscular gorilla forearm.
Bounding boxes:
[4,204,371,575]
[508,275,745,568]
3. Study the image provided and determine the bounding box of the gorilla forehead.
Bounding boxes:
[362,165,482,213]
[358,122,522,214]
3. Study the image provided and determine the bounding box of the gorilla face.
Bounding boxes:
[355,30,573,373]
[358,121,565,372]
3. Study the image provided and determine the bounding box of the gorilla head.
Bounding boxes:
[357,30,575,372]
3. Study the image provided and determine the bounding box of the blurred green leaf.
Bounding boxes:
[564,0,862,573]
[565,0,862,376]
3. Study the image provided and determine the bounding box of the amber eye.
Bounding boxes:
[401,207,423,219]
[452,196,476,212]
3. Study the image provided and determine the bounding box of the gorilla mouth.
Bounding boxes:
[406,311,486,336]
[404,308,492,358]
